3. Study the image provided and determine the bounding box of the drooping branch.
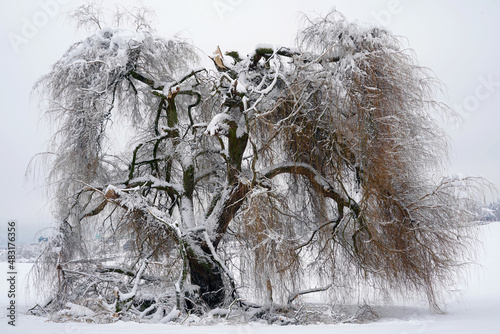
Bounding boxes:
[293,216,342,251]
[259,162,360,216]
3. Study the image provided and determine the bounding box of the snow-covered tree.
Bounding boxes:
[32,7,488,322]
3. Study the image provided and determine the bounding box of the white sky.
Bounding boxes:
[1,0,499,242]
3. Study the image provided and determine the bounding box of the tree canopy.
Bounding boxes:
[32,6,488,323]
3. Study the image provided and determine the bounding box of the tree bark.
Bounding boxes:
[185,240,226,309]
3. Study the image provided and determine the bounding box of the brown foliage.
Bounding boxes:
[229,11,489,309]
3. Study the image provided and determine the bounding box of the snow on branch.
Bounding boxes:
[259,161,357,213]
[287,284,333,306]
[32,6,493,320]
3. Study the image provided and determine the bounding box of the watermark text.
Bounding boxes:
[6,221,17,326]
[7,0,71,53]
[213,0,244,20]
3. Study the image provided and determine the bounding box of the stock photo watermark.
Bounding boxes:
[213,0,244,20]
[371,0,414,26]
[453,75,500,121]
[7,0,71,54]
[6,221,17,326]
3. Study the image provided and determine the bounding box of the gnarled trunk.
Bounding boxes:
[185,241,226,309]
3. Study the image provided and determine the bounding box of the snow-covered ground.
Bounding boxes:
[1,223,499,333]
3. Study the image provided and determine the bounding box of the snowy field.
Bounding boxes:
[1,223,499,333]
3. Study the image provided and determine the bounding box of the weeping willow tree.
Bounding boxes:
[32,7,487,322]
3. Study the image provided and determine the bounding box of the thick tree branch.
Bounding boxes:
[128,68,206,91]
[208,182,252,248]
[259,162,360,215]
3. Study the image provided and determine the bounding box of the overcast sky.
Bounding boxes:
[1,0,499,243]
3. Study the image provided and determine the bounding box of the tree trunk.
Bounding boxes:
[185,241,226,309]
